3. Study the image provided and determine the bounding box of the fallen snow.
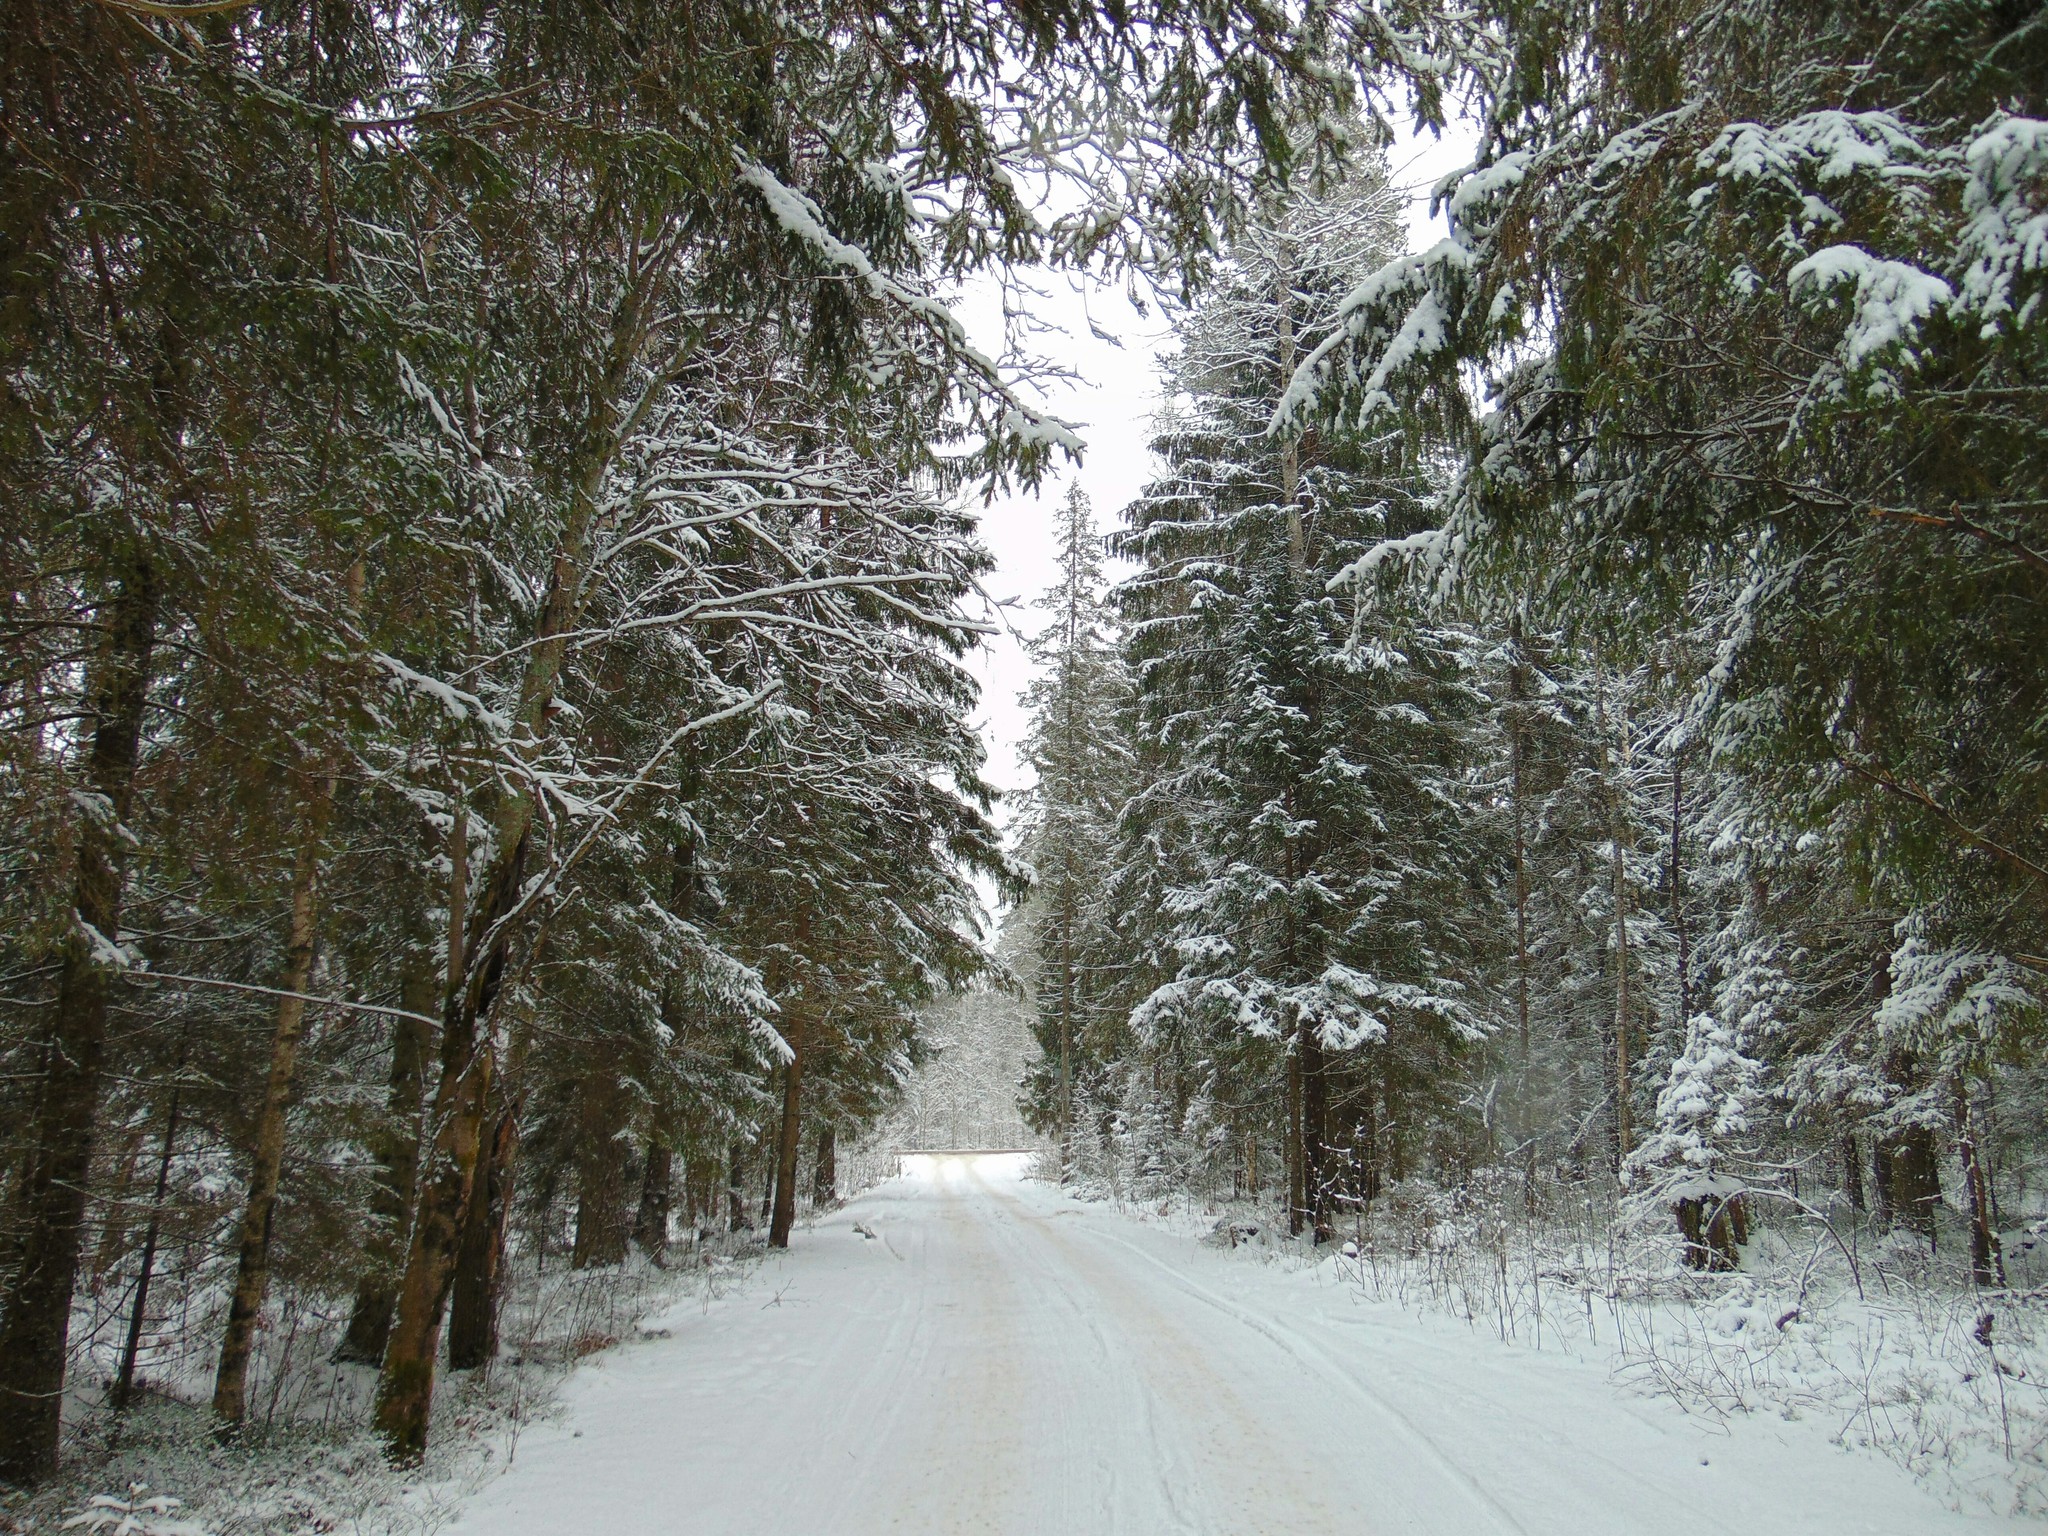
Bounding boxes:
[440,1154,2025,1535]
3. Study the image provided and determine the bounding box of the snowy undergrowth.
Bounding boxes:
[0,1236,765,1536]
[1056,1168,2048,1519]
[1337,1210,2048,1518]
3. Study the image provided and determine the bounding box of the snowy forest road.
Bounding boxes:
[446,1156,2018,1535]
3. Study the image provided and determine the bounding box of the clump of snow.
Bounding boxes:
[1956,115,2048,333]
[62,1486,208,1536]
[1702,111,1930,190]
[1789,244,1953,369]
[1444,151,1533,221]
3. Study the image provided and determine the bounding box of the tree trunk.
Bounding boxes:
[810,1124,837,1208]
[336,963,437,1365]
[1509,623,1535,1208]
[1670,747,1690,1024]
[1840,1129,1866,1214]
[1872,1134,1895,1227]
[1284,1042,1304,1237]
[634,1139,673,1263]
[374,758,557,1458]
[1595,650,1633,1171]
[1302,1028,1331,1243]
[213,808,333,1428]
[373,257,667,1462]
[113,1064,184,1413]
[0,563,158,1483]
[1676,1192,1744,1272]
[1888,1128,1941,1246]
[769,1028,806,1248]
[727,1141,750,1232]
[571,1073,632,1269]
[448,1097,519,1371]
[1956,1078,2005,1288]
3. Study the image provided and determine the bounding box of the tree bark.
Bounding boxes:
[1284,1041,1304,1237]
[212,810,332,1428]
[769,1027,806,1249]
[0,562,158,1483]
[1872,1134,1895,1227]
[810,1124,837,1208]
[448,1096,519,1370]
[1888,1127,1941,1245]
[113,1060,183,1413]
[634,1139,673,1263]
[571,1074,631,1269]
[336,962,437,1365]
[1840,1129,1866,1214]
[1670,747,1690,1024]
[1595,650,1634,1171]
[727,1140,750,1232]
[1509,622,1535,1208]
[214,556,363,1425]
[1302,1026,1331,1243]
[1956,1077,2005,1288]
[371,832,520,1461]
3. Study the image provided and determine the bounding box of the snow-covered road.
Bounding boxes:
[447,1155,2024,1534]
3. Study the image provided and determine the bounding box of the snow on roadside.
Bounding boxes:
[1053,1172,2048,1519]
[0,1240,767,1536]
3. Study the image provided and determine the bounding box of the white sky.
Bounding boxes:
[960,117,1480,834]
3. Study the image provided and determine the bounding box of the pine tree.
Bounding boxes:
[1016,485,1131,1173]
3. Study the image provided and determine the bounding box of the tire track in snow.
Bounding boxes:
[1063,1215,1531,1536]
[971,1166,1356,1534]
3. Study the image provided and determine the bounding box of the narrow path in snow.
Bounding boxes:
[446,1156,2024,1534]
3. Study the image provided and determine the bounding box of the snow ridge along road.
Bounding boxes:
[446,1155,2023,1535]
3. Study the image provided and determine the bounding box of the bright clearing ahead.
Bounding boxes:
[445,1156,2020,1536]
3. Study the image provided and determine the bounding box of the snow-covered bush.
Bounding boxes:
[1626,1014,1765,1271]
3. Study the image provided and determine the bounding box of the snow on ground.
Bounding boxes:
[442,1154,2028,1535]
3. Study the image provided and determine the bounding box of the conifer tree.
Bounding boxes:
[1016,486,1131,1172]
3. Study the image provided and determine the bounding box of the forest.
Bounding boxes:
[2,0,2045,1516]
[1012,0,2048,1338]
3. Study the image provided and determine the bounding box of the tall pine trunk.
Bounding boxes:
[339,808,457,1366]
[1595,651,1634,1171]
[769,1027,806,1249]
[113,1056,184,1413]
[1302,1028,1330,1243]
[727,1140,750,1231]
[1509,623,1535,1208]
[448,1097,519,1370]
[372,250,666,1464]
[1284,1042,1304,1237]
[371,829,522,1459]
[634,1139,673,1263]
[811,1124,837,1208]
[571,1074,630,1269]
[0,563,158,1482]
[1956,1077,2005,1288]
[335,962,437,1364]
[1840,1129,1867,1214]
[212,808,332,1427]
